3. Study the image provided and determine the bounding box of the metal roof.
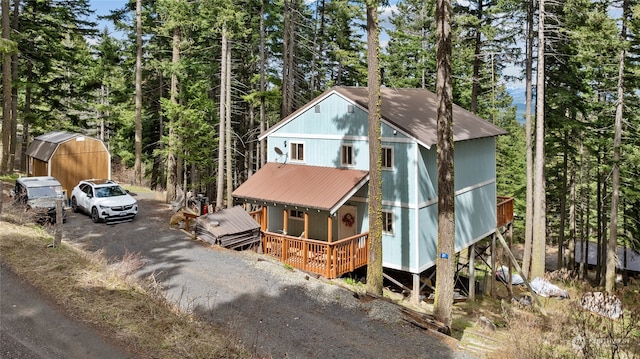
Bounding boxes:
[262,87,507,148]
[232,162,369,214]
[25,131,98,162]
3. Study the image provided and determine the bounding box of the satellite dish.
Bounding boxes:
[274,147,284,155]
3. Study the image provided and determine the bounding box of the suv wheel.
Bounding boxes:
[71,197,78,213]
[91,207,100,223]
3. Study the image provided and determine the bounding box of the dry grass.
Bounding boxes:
[0,213,256,359]
[449,269,640,359]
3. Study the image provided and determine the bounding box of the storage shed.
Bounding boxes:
[26,131,111,198]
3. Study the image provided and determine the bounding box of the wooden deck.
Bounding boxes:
[249,196,514,279]
[261,231,369,279]
[497,196,515,228]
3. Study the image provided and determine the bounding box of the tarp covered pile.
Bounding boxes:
[194,206,261,249]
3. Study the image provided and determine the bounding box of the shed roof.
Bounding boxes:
[262,87,507,148]
[26,131,102,162]
[232,162,369,214]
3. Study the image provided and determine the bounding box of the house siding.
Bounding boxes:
[261,89,501,274]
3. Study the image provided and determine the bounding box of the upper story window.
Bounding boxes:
[341,145,354,166]
[290,142,304,161]
[382,146,393,169]
[383,210,394,235]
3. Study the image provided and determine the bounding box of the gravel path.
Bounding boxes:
[62,191,476,359]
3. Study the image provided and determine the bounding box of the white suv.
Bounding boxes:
[71,179,138,223]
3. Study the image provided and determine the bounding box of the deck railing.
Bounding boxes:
[261,231,369,279]
[497,196,515,227]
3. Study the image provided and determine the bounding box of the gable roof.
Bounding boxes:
[232,162,369,214]
[262,87,507,148]
[26,131,104,162]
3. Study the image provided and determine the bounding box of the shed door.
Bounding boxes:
[338,205,357,239]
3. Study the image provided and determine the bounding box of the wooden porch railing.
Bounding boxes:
[261,231,369,279]
[497,196,514,228]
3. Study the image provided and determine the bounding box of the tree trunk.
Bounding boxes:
[558,129,568,269]
[259,0,266,167]
[21,63,32,173]
[433,0,455,330]
[606,0,627,292]
[216,27,228,210]
[530,0,547,279]
[596,152,602,283]
[166,23,180,203]
[469,0,483,114]
[281,0,293,118]
[10,0,19,172]
[522,0,535,278]
[1,0,12,174]
[365,1,383,297]
[134,0,143,185]
[225,40,232,208]
[567,143,576,269]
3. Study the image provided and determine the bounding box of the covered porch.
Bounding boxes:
[233,163,371,278]
[247,195,514,280]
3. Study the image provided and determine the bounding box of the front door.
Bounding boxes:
[338,205,357,239]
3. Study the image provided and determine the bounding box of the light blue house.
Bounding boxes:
[233,87,511,291]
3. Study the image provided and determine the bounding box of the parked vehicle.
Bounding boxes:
[71,179,137,223]
[11,176,66,223]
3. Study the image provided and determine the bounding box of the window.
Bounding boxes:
[383,211,394,234]
[290,209,304,220]
[315,105,321,113]
[341,145,354,166]
[382,147,393,169]
[290,142,304,161]
[347,104,355,113]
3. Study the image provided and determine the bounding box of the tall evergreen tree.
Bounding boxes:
[366,0,383,297]
[433,0,455,330]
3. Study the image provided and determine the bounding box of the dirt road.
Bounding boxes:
[61,190,475,359]
[0,263,135,359]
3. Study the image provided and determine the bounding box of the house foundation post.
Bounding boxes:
[491,232,496,298]
[412,273,421,304]
[508,224,513,297]
[469,243,475,301]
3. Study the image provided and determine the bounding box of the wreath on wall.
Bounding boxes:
[342,213,355,227]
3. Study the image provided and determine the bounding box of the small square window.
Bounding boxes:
[290,209,304,220]
[291,142,304,161]
[315,105,321,113]
[382,147,393,169]
[341,145,354,166]
[347,105,354,113]
[383,211,394,234]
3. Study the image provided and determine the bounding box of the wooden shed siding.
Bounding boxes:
[30,159,49,177]
[49,138,109,196]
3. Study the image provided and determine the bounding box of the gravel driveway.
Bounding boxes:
[62,191,475,359]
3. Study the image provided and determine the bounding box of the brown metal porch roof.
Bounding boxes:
[232,163,369,214]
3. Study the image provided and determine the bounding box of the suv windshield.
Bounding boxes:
[28,186,63,199]
[95,185,127,198]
